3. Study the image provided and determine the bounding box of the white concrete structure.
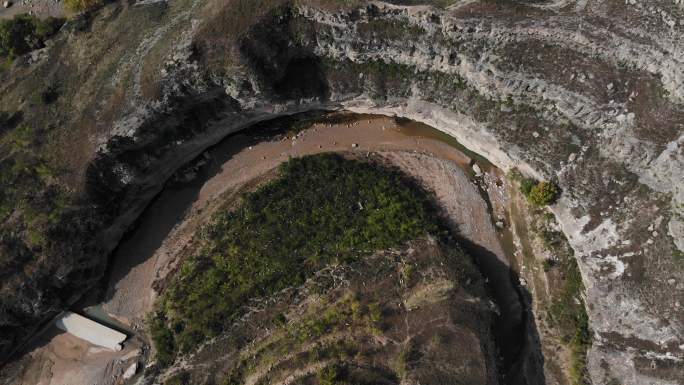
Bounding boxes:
[55,312,127,351]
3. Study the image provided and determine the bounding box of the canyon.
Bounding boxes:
[0,1,682,385]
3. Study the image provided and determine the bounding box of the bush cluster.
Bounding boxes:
[508,169,560,207]
[527,181,560,206]
[0,14,63,60]
[318,364,344,385]
[149,154,445,365]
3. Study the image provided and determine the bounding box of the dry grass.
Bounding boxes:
[97,85,127,133]
[140,57,164,101]
[297,0,363,11]
[55,115,99,192]
[64,0,103,12]
[194,0,364,70]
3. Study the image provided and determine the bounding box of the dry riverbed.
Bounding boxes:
[7,114,544,385]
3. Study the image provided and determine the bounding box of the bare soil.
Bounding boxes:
[6,331,143,385]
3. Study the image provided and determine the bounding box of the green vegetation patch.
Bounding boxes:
[509,168,589,384]
[509,169,560,207]
[528,181,560,207]
[0,124,70,258]
[0,14,64,60]
[530,210,591,385]
[548,256,591,385]
[149,154,445,365]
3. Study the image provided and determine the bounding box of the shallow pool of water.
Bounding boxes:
[393,117,495,170]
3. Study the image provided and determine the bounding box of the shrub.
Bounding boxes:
[0,124,70,247]
[41,84,59,104]
[63,0,102,12]
[542,258,556,272]
[0,14,63,59]
[511,169,560,207]
[519,177,536,196]
[147,313,176,367]
[527,181,559,206]
[164,372,190,385]
[318,364,343,385]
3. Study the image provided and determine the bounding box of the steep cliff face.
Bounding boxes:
[0,1,682,384]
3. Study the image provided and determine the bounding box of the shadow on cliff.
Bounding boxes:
[93,113,329,308]
[456,235,546,385]
[237,5,330,102]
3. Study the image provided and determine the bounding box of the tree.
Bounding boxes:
[528,181,559,206]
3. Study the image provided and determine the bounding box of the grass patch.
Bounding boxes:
[0,124,71,253]
[547,256,590,385]
[149,154,446,365]
[63,0,103,12]
[528,208,591,385]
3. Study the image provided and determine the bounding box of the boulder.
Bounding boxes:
[122,362,138,380]
[472,163,483,176]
